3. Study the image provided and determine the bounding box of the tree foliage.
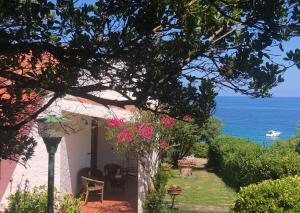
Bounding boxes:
[0,0,300,161]
[165,117,222,165]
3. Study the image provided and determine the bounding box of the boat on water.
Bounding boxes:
[266,130,281,137]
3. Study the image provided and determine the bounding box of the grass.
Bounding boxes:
[165,169,236,208]
[162,209,224,213]
[180,211,220,213]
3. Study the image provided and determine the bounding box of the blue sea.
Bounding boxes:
[215,96,300,145]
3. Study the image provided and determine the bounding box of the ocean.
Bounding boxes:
[215,96,300,145]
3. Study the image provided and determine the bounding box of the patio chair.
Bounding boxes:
[104,163,128,190]
[77,167,104,178]
[81,175,105,203]
[77,167,104,195]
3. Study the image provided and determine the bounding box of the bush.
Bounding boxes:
[4,184,81,213]
[208,135,300,188]
[144,166,168,213]
[164,116,222,167]
[59,194,82,213]
[232,176,300,213]
[190,142,209,158]
[271,134,300,152]
[208,135,263,187]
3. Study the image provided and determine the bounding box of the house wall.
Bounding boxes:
[59,115,92,195]
[97,123,126,171]
[0,126,61,209]
[0,160,17,203]
[0,96,142,210]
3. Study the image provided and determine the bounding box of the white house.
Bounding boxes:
[0,91,152,212]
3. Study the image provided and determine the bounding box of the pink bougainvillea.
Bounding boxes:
[107,118,124,127]
[117,128,133,143]
[133,123,142,130]
[161,116,174,128]
[183,115,193,122]
[138,127,154,140]
[159,139,169,149]
[106,114,175,152]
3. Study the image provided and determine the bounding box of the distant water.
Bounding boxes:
[215,96,300,145]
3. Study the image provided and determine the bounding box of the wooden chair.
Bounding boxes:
[104,163,128,190]
[81,175,105,204]
[77,167,104,195]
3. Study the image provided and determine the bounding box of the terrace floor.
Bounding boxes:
[82,176,138,213]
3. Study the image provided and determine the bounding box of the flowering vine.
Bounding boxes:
[107,118,124,127]
[105,113,194,192]
[138,127,154,140]
[161,116,174,128]
[183,115,193,122]
[117,128,133,143]
[106,114,174,151]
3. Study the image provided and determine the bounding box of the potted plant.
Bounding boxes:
[161,163,171,171]
[167,185,182,195]
[178,158,195,177]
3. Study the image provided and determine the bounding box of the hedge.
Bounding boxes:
[232,176,300,213]
[208,135,300,188]
[190,142,209,158]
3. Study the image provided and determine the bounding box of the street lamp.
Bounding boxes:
[37,115,69,213]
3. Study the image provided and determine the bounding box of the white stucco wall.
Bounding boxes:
[59,115,92,195]
[97,124,126,171]
[0,126,61,209]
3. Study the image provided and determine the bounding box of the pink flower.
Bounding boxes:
[183,115,192,122]
[107,118,124,127]
[133,123,142,130]
[159,139,169,149]
[117,128,133,143]
[138,127,153,140]
[161,116,174,128]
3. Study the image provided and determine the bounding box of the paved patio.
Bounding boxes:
[81,176,137,213]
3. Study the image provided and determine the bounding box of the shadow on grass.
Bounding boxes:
[204,164,240,192]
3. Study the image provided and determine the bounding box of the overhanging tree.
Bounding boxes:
[0,0,300,162]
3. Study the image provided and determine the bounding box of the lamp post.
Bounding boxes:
[37,116,69,213]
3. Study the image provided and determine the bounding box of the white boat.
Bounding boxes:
[266,130,281,137]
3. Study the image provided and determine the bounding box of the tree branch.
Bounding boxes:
[0,71,135,107]
[0,93,60,130]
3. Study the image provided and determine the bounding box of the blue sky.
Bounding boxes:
[267,37,300,97]
[219,38,300,97]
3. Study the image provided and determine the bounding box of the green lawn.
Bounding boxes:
[162,209,225,213]
[165,169,236,208]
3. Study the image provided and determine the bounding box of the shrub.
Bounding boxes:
[163,116,222,167]
[271,134,300,152]
[232,176,300,213]
[165,119,202,166]
[4,184,81,213]
[144,190,166,213]
[144,166,168,213]
[190,142,209,158]
[59,194,82,213]
[4,185,48,213]
[208,135,263,187]
[208,135,300,188]
[256,148,300,180]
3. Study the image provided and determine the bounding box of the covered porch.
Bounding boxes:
[59,108,139,212]
[82,174,137,213]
